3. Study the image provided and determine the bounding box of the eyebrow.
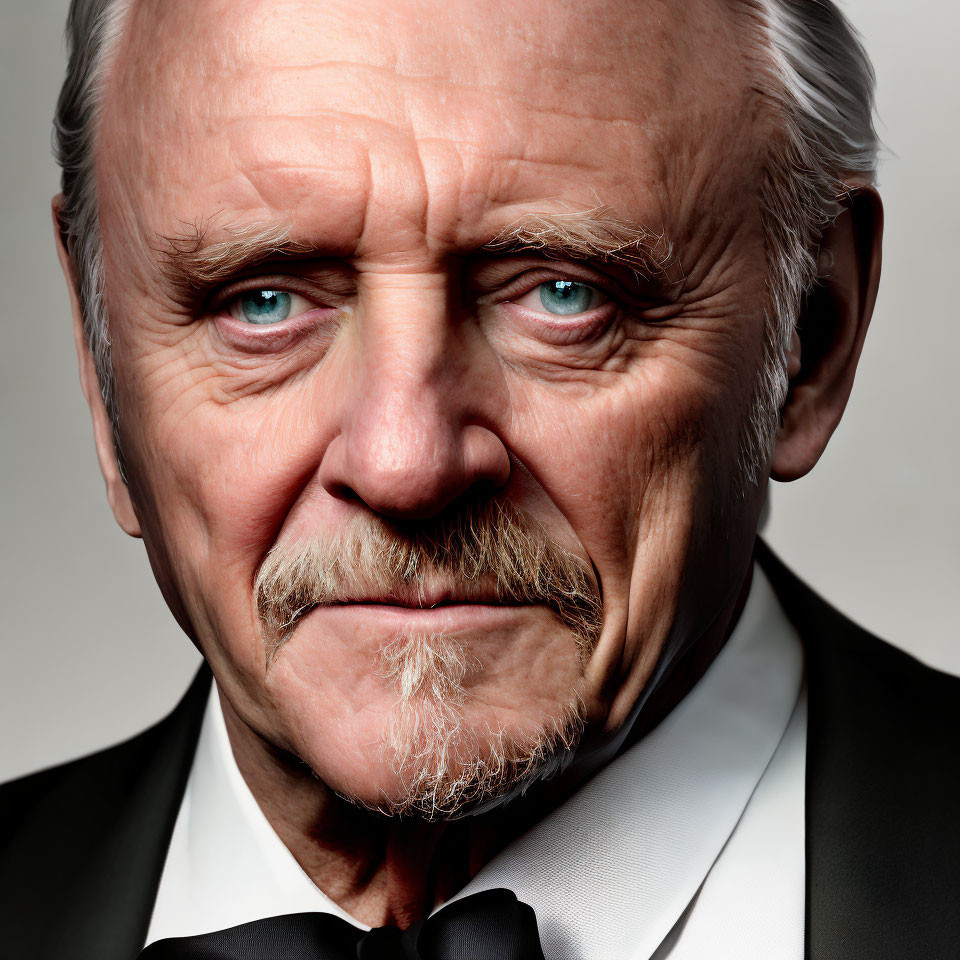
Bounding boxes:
[156,206,677,298]
[157,220,312,299]
[482,207,678,287]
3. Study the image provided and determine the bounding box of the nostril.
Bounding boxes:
[326,480,365,506]
[470,474,509,502]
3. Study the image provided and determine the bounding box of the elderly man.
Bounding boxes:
[2,0,958,957]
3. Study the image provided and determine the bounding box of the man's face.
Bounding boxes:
[94,0,770,813]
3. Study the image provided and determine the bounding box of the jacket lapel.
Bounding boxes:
[0,664,210,960]
[757,540,960,960]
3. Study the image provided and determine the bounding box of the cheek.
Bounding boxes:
[113,345,346,673]
[506,351,732,561]
[503,338,758,714]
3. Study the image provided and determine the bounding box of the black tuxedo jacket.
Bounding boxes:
[2,541,958,960]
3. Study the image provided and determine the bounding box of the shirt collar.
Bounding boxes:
[145,659,363,943]
[451,563,803,960]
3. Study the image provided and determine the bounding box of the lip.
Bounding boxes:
[300,599,538,633]
[331,596,525,609]
[330,580,512,609]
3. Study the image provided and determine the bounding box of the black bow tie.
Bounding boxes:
[139,888,545,959]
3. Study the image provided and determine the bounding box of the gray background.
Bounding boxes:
[1,0,957,783]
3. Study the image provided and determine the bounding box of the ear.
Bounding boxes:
[53,196,142,537]
[771,186,883,481]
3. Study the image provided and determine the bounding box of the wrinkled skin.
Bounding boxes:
[58,0,881,927]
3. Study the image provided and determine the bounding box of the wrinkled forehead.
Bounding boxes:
[98,0,762,255]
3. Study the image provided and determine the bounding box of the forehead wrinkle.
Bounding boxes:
[212,72,667,206]
[219,109,646,223]
[208,61,704,184]
[137,0,689,96]
[112,0,751,166]
[224,61,664,129]
[113,0,754,149]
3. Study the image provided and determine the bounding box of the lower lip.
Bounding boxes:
[300,601,533,634]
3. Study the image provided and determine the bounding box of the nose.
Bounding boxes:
[317,279,511,519]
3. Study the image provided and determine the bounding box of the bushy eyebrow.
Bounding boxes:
[156,220,312,299]
[483,207,678,287]
[156,206,677,298]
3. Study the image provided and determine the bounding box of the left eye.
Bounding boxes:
[514,280,607,317]
[227,289,315,325]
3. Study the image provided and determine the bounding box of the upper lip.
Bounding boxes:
[331,584,519,609]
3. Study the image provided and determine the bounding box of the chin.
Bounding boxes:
[265,624,589,820]
[357,690,587,821]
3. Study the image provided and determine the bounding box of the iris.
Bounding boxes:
[238,290,292,324]
[538,281,594,316]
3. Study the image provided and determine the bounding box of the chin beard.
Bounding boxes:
[350,631,585,821]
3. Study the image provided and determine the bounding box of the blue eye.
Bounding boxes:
[235,289,292,324]
[538,280,597,316]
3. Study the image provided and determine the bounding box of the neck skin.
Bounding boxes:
[220,564,753,929]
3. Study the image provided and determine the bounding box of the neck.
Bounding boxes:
[219,561,755,928]
[220,697,502,927]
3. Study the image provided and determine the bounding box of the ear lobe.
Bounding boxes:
[770,186,883,482]
[53,196,142,538]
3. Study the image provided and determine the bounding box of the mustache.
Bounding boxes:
[254,500,603,653]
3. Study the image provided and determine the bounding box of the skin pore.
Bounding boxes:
[59,0,881,930]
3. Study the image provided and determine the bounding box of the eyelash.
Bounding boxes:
[210,276,329,313]
[493,266,610,301]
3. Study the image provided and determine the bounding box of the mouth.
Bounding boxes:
[332,595,526,610]
[328,581,522,610]
[292,588,538,637]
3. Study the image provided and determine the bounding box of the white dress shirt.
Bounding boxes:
[145,563,806,958]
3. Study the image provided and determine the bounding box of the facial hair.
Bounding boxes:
[254,500,602,818]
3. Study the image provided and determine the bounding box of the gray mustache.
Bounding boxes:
[254,501,603,655]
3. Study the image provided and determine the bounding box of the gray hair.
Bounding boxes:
[54,0,878,484]
[53,0,129,425]
[737,0,878,483]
